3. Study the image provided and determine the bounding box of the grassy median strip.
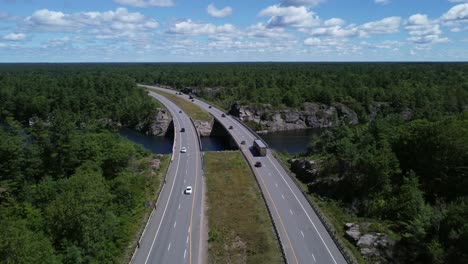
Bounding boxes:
[149,88,212,122]
[204,151,283,264]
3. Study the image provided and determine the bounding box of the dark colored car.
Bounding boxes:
[181,128,185,132]
[255,161,262,167]
[208,105,212,108]
[241,140,246,145]
[179,110,182,113]
[191,99,194,102]
[229,126,233,129]
[221,113,226,117]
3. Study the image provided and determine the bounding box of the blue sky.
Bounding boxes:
[0,0,467,62]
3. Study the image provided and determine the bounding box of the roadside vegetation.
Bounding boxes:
[276,112,468,263]
[204,151,283,264]
[149,88,212,122]
[0,65,168,263]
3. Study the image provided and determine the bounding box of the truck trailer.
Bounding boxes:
[253,139,267,156]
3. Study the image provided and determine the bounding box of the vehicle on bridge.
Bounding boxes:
[253,139,267,156]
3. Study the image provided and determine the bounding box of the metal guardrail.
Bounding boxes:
[270,151,357,264]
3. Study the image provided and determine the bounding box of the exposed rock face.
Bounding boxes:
[229,102,358,132]
[136,108,172,136]
[150,158,161,170]
[289,159,320,183]
[345,223,361,243]
[344,222,395,264]
[193,119,213,137]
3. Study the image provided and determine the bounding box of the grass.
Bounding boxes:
[204,151,283,264]
[149,88,212,122]
[120,154,170,263]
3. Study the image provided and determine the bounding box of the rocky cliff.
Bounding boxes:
[135,108,172,136]
[193,119,214,137]
[229,102,358,133]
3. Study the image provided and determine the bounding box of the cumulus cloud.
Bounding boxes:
[303,16,401,38]
[374,0,390,5]
[359,16,401,36]
[441,3,468,21]
[281,0,324,7]
[405,14,448,44]
[305,24,359,38]
[304,37,321,45]
[114,0,174,8]
[246,23,292,39]
[324,18,346,27]
[207,4,232,18]
[167,19,236,36]
[259,5,320,28]
[24,8,158,38]
[3,33,26,41]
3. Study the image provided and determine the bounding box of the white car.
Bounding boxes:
[181,147,187,153]
[185,186,192,195]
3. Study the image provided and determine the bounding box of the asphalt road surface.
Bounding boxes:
[131,91,204,264]
[143,85,348,264]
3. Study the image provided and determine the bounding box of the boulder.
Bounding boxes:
[150,158,161,170]
[345,223,361,243]
[288,159,320,184]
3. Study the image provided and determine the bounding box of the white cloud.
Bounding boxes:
[114,0,174,8]
[304,37,321,45]
[259,5,320,28]
[246,23,292,39]
[167,19,236,35]
[25,9,73,30]
[324,18,346,27]
[24,8,158,38]
[305,24,359,38]
[281,0,324,7]
[374,0,390,5]
[359,16,401,36]
[3,33,26,41]
[303,16,401,38]
[405,14,448,44]
[441,3,468,20]
[207,4,232,18]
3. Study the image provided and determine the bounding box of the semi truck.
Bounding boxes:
[253,139,267,156]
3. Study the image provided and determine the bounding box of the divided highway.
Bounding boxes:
[143,85,348,264]
[131,91,204,264]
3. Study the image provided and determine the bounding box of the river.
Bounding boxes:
[120,127,320,155]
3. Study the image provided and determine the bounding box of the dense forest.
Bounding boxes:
[0,65,164,263]
[303,113,467,263]
[126,63,467,120]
